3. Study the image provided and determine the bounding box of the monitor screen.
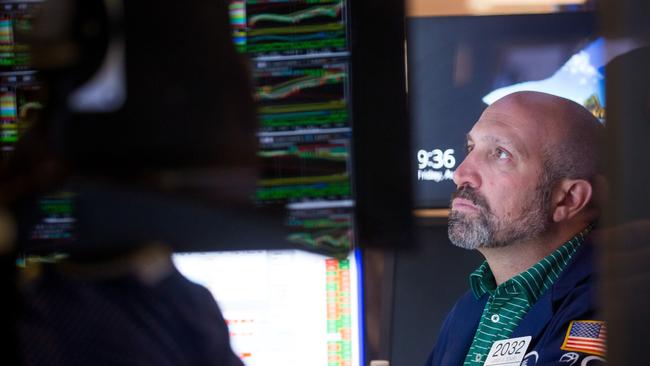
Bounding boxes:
[17,0,359,256]
[406,12,600,208]
[228,0,356,255]
[15,0,409,280]
[0,0,44,157]
[173,249,364,366]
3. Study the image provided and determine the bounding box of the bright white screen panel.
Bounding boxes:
[173,249,363,366]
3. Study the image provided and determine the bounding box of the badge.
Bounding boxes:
[560,320,606,357]
[483,336,532,366]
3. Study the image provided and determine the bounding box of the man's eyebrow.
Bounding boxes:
[482,134,528,157]
[483,135,509,146]
[466,131,529,158]
[465,133,506,146]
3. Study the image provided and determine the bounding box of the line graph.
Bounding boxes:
[248,30,345,43]
[240,0,347,55]
[254,58,350,131]
[259,172,348,187]
[256,181,350,201]
[256,70,345,100]
[248,22,343,36]
[249,3,343,26]
[259,143,348,161]
[287,229,351,251]
[257,130,352,204]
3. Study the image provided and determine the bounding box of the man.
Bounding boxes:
[8,1,255,365]
[425,91,606,366]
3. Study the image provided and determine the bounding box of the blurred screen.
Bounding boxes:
[230,0,356,255]
[0,0,43,157]
[15,0,359,256]
[173,249,364,366]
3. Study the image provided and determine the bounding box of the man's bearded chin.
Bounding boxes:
[447,186,551,250]
[448,209,494,250]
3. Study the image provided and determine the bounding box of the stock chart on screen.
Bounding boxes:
[230,0,354,255]
[215,1,363,365]
[229,0,347,56]
[0,0,43,157]
[254,58,349,131]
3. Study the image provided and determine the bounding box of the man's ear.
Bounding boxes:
[551,179,593,223]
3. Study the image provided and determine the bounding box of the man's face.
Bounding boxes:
[448,102,556,250]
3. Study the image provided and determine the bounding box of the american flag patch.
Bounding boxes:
[560,320,606,357]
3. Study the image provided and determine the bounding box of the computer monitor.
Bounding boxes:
[173,249,364,366]
[230,0,357,256]
[407,11,600,209]
[12,0,411,255]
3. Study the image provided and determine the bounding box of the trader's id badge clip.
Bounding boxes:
[483,336,532,366]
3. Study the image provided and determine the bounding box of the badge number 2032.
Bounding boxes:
[483,336,532,366]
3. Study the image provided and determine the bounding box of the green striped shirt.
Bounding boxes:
[463,227,591,366]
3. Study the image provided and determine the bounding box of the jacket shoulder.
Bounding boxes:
[424,291,486,366]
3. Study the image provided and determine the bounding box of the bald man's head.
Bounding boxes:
[488,91,603,183]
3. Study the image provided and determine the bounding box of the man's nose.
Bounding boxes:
[453,153,481,188]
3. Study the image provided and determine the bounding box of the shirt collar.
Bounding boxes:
[469,225,592,301]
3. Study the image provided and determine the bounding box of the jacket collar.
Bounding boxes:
[510,240,595,339]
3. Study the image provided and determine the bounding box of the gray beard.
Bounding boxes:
[448,209,493,250]
[448,186,552,250]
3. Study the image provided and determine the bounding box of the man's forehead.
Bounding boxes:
[471,110,536,135]
[472,92,570,142]
[467,109,546,155]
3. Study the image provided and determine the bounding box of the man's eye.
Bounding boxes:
[495,148,510,160]
[466,145,474,153]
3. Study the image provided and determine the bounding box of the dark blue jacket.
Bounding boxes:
[20,265,243,366]
[425,243,605,366]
